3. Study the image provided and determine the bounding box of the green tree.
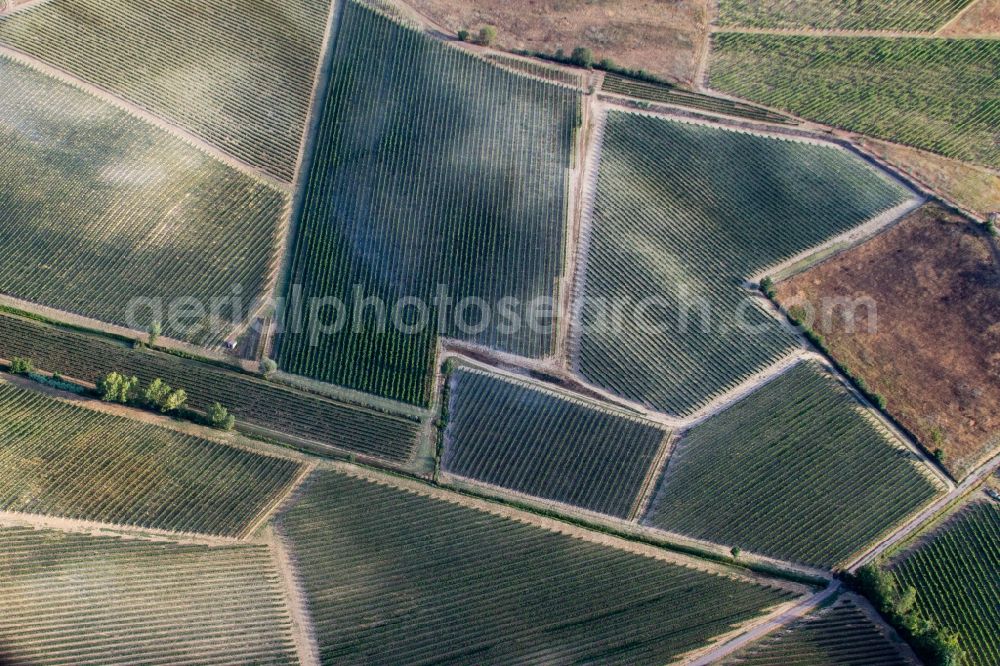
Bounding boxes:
[760,276,776,299]
[206,402,235,431]
[148,321,162,347]
[478,25,497,46]
[730,546,741,559]
[457,29,469,42]
[571,46,594,68]
[162,388,187,413]
[143,378,173,409]
[97,372,138,404]
[260,358,278,377]
[9,357,33,375]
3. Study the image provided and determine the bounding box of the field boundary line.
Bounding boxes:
[0,510,247,547]
[694,0,716,89]
[627,432,677,522]
[0,44,292,191]
[268,524,321,666]
[240,461,318,539]
[330,461,817,591]
[708,25,987,38]
[682,580,841,665]
[845,449,1000,572]
[935,0,989,35]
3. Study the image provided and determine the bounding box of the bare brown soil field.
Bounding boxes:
[405,0,709,84]
[776,204,1000,479]
[862,138,1000,219]
[938,0,1000,36]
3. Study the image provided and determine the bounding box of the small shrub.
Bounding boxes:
[760,276,776,299]
[730,546,741,559]
[148,321,161,346]
[873,393,887,410]
[9,357,33,375]
[570,46,594,68]
[598,57,615,70]
[457,29,469,42]
[478,25,497,46]
[205,402,236,431]
[260,358,278,377]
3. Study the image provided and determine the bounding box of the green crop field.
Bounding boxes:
[0,525,297,665]
[643,362,944,568]
[892,501,1000,666]
[710,35,1000,169]
[276,470,800,665]
[0,311,422,462]
[442,367,668,518]
[716,0,974,31]
[601,74,793,124]
[485,54,585,88]
[0,382,301,537]
[724,594,915,665]
[0,0,332,180]
[277,1,580,406]
[576,112,910,416]
[0,55,286,345]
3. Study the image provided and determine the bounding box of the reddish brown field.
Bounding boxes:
[776,204,999,479]
[938,0,1000,36]
[405,0,709,84]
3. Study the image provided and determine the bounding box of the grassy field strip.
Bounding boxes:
[713,0,977,33]
[276,465,809,664]
[267,524,321,666]
[627,432,677,522]
[0,42,289,191]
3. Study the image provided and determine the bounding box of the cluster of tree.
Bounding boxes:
[849,565,963,666]
[457,25,496,46]
[97,372,234,430]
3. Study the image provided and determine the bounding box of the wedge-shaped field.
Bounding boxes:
[716,0,974,31]
[277,1,579,406]
[0,525,297,665]
[710,35,1000,169]
[442,367,669,518]
[0,56,286,345]
[776,204,1000,479]
[891,501,1000,666]
[643,361,944,568]
[0,311,422,462]
[0,0,332,180]
[576,112,910,416]
[723,594,916,665]
[0,382,301,537]
[276,470,800,665]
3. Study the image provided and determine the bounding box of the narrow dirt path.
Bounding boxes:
[267,524,321,666]
[683,581,841,666]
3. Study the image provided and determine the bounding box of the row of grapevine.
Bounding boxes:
[643,361,944,568]
[0,525,297,664]
[0,311,423,462]
[275,469,800,665]
[0,55,287,346]
[709,35,1000,169]
[601,73,794,124]
[724,594,917,665]
[0,0,333,180]
[484,53,585,87]
[576,111,910,416]
[891,501,1000,666]
[442,367,669,518]
[277,1,580,406]
[716,0,974,32]
[0,381,302,537]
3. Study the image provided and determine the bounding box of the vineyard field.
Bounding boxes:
[277,1,579,405]
[723,594,916,665]
[576,112,910,416]
[892,501,1000,666]
[485,53,585,87]
[716,0,974,32]
[601,74,793,124]
[0,0,333,180]
[0,525,297,665]
[442,367,669,518]
[710,35,1000,169]
[0,312,422,463]
[276,470,800,665]
[0,381,301,537]
[0,55,286,345]
[643,362,944,568]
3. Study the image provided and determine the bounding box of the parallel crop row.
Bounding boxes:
[277,1,579,405]
[601,74,794,124]
[0,526,297,665]
[892,501,1000,666]
[0,55,286,345]
[710,35,1000,169]
[724,594,916,665]
[577,112,909,416]
[0,382,301,537]
[716,0,974,32]
[442,367,668,518]
[276,470,799,665]
[485,53,585,87]
[0,0,332,180]
[0,312,422,462]
[643,361,944,568]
